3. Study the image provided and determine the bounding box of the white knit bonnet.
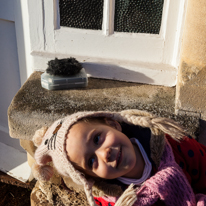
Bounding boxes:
[32,110,186,206]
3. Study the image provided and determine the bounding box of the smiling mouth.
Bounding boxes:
[116,146,122,168]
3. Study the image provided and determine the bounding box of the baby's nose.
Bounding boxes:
[102,147,111,162]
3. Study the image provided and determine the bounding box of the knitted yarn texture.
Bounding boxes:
[134,139,196,206]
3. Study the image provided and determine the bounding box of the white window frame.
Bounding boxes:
[29,0,188,86]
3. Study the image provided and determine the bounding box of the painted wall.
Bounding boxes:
[0,19,24,152]
[0,0,32,152]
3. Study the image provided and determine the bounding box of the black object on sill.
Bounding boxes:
[41,57,88,90]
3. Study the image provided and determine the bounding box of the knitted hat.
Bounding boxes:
[32,110,186,206]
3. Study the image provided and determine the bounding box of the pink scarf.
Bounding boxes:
[134,140,196,206]
[103,140,206,206]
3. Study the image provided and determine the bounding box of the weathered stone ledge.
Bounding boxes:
[8,71,199,141]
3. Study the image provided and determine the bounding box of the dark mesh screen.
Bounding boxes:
[114,0,164,34]
[59,0,104,30]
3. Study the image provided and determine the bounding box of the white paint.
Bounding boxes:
[0,125,9,134]
[0,142,31,183]
[0,1,31,182]
[0,19,21,127]
[0,0,15,21]
[84,61,177,86]
[54,28,164,63]
[27,0,187,86]
[102,0,115,36]
[32,51,177,86]
[14,0,32,85]
[53,0,60,30]
[27,0,44,52]
[0,129,25,153]
[43,0,56,52]
[162,0,186,66]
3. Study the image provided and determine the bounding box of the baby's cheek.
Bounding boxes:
[95,164,108,178]
[95,164,111,178]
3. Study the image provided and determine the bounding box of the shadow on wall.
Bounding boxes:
[83,62,154,84]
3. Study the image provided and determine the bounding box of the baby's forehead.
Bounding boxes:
[66,119,107,149]
[70,118,106,129]
[77,116,108,124]
[67,120,98,139]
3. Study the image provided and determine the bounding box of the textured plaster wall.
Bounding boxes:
[176,0,206,119]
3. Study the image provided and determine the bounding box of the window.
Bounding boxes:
[59,0,164,34]
[60,0,104,30]
[29,0,187,86]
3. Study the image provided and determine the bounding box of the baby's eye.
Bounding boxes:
[93,134,101,145]
[88,156,95,168]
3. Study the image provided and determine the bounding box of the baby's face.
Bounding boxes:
[66,120,144,179]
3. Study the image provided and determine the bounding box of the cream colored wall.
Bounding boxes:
[176,0,206,120]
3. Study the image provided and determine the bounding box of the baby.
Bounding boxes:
[32,110,206,206]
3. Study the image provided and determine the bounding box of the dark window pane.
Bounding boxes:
[114,0,164,34]
[59,0,104,30]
